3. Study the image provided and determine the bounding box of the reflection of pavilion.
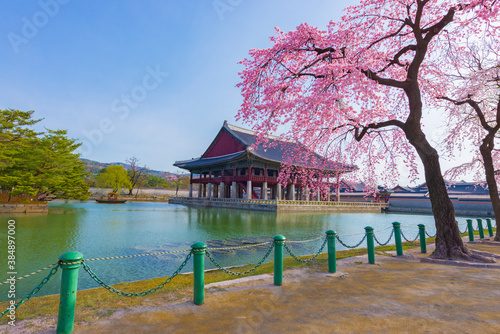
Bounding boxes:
[172,121,386,212]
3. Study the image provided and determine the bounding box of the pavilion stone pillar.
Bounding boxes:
[262,181,268,200]
[288,183,295,201]
[220,182,225,198]
[198,183,202,198]
[231,181,237,199]
[276,184,282,200]
[316,190,320,201]
[247,180,252,200]
[304,186,309,201]
[207,183,212,199]
[189,183,193,198]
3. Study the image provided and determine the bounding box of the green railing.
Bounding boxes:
[0,217,492,333]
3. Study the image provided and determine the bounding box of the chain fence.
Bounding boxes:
[82,251,193,297]
[425,231,437,238]
[373,229,394,246]
[286,236,324,244]
[400,229,419,242]
[0,261,59,286]
[85,249,192,262]
[1,264,60,317]
[335,234,367,249]
[207,241,271,251]
[284,237,328,263]
[455,220,469,234]
[205,243,275,276]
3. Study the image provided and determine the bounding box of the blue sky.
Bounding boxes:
[1,0,475,186]
[1,0,357,172]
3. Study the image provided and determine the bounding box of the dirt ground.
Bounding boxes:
[5,240,500,334]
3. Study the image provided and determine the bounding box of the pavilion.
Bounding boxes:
[173,121,353,202]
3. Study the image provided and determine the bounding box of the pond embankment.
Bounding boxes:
[0,203,48,214]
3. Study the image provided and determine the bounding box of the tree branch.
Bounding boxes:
[354,119,405,141]
[362,69,407,88]
[438,96,493,132]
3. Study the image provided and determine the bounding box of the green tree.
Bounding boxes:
[168,173,189,196]
[97,165,132,193]
[0,109,40,169]
[144,175,168,188]
[0,109,89,201]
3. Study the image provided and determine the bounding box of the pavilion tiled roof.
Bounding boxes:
[174,121,354,172]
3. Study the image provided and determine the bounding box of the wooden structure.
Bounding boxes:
[174,121,353,202]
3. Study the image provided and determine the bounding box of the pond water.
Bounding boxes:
[0,201,474,301]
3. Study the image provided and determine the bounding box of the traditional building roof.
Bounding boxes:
[391,185,416,193]
[392,181,489,195]
[174,121,353,172]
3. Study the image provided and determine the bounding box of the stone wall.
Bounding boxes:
[0,203,48,214]
[387,206,495,217]
[169,198,277,212]
[169,198,385,213]
[277,205,382,213]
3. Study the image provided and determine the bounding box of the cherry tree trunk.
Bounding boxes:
[480,144,500,241]
[406,131,468,258]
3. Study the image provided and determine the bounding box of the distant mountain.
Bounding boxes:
[80,158,178,177]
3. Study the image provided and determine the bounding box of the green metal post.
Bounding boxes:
[392,222,403,256]
[56,251,83,334]
[326,230,336,273]
[467,219,474,242]
[365,226,375,264]
[486,218,494,237]
[191,242,207,305]
[418,224,426,253]
[477,218,485,239]
[273,235,286,286]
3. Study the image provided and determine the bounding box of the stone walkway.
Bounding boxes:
[67,240,500,334]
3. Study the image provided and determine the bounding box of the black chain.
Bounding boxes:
[205,243,275,276]
[425,231,436,238]
[373,229,394,246]
[82,251,192,297]
[284,237,328,263]
[335,234,367,249]
[1,264,60,317]
[400,229,419,242]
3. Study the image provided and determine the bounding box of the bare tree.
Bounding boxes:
[125,156,147,196]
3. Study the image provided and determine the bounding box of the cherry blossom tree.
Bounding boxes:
[437,39,500,241]
[237,0,499,259]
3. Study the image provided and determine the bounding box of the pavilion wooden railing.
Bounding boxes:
[190,176,278,183]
